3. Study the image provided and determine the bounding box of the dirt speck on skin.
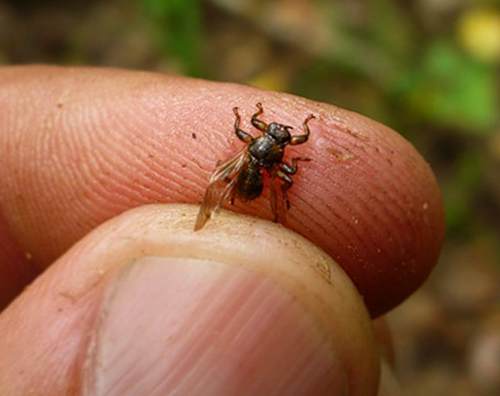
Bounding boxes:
[325,146,356,162]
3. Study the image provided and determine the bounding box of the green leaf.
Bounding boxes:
[134,0,205,77]
[400,40,499,133]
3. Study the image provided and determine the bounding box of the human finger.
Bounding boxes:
[0,66,444,316]
[0,205,379,396]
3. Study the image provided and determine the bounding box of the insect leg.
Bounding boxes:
[233,107,253,143]
[251,102,268,132]
[279,157,311,175]
[290,114,315,145]
[275,170,293,210]
[277,157,310,210]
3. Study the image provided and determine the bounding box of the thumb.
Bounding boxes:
[0,205,379,396]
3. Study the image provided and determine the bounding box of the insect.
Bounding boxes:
[194,102,315,231]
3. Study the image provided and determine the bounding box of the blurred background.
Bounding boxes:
[1,0,499,394]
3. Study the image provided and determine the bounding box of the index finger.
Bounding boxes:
[0,65,444,316]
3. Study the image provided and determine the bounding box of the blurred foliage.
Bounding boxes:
[133,0,205,76]
[443,147,484,237]
[399,40,498,132]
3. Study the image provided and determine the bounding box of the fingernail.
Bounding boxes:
[82,256,347,396]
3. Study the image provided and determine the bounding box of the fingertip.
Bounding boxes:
[0,66,444,316]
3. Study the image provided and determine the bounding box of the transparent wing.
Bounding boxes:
[269,169,288,225]
[194,149,249,231]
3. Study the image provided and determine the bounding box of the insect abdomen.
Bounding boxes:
[237,160,263,201]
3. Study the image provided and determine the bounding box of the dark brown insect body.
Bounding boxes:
[195,103,315,231]
[236,160,263,200]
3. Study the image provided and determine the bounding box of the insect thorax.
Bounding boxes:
[248,136,284,168]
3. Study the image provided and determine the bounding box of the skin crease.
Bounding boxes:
[0,66,445,317]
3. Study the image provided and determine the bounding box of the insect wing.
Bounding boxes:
[194,149,249,230]
[269,169,288,225]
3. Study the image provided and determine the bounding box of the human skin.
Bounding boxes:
[0,66,444,395]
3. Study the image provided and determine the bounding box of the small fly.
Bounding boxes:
[194,102,315,231]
